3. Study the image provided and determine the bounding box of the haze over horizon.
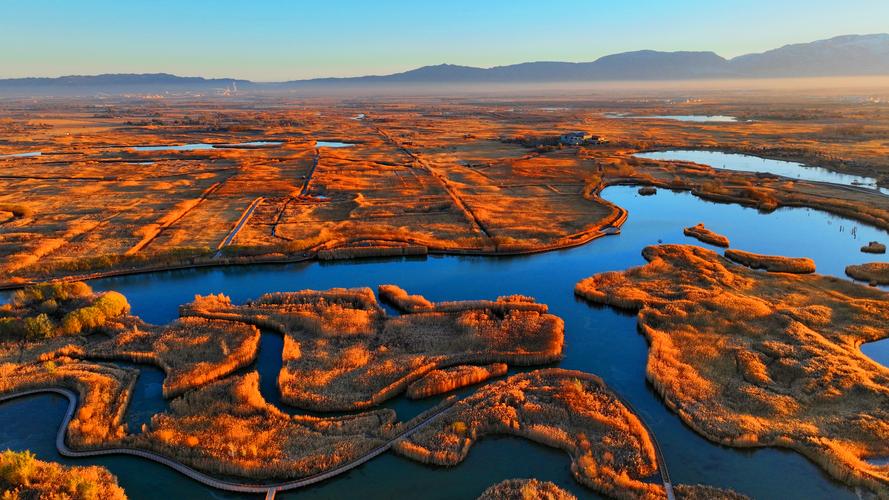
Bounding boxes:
[3,0,889,81]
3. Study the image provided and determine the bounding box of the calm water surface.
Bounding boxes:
[1,186,887,499]
[132,143,216,152]
[606,113,739,122]
[861,338,889,368]
[132,141,282,151]
[0,151,42,157]
[315,141,355,148]
[635,150,889,195]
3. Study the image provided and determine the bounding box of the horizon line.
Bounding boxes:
[2,32,886,83]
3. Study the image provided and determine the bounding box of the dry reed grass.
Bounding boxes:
[93,316,260,397]
[395,368,663,499]
[683,223,729,247]
[0,449,127,499]
[183,287,564,411]
[406,363,507,399]
[477,478,576,500]
[575,244,889,495]
[845,262,889,286]
[378,284,433,312]
[0,343,135,447]
[724,248,816,273]
[130,372,395,480]
[861,241,886,254]
[4,98,889,285]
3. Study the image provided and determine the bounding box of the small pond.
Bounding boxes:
[316,141,355,148]
[0,151,42,157]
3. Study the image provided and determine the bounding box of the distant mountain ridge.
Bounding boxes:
[0,73,246,91]
[2,34,888,95]
[729,34,889,77]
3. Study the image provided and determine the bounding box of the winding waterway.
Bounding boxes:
[1,186,887,499]
[635,150,889,196]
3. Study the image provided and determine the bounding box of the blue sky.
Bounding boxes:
[2,0,888,81]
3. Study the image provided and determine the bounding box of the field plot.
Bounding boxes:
[2,96,889,285]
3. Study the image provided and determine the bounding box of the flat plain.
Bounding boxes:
[1,90,889,499]
[3,93,888,286]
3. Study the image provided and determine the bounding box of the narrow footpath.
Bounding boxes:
[0,388,455,496]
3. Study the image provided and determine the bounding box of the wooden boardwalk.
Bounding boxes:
[0,388,455,496]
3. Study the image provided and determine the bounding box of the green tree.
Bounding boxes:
[23,314,54,341]
[0,449,36,487]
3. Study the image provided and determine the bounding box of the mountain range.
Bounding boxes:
[2,34,887,95]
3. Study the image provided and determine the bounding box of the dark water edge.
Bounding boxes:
[861,338,889,368]
[2,185,887,499]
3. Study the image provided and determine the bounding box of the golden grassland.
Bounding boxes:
[406,363,507,399]
[603,153,889,233]
[0,449,127,500]
[845,262,889,286]
[4,95,889,285]
[477,478,576,500]
[0,282,395,481]
[0,283,136,447]
[672,485,750,500]
[395,369,661,498]
[182,286,564,411]
[0,343,135,447]
[724,249,817,274]
[575,245,889,495]
[378,283,434,312]
[683,223,729,248]
[0,282,747,495]
[92,316,260,397]
[474,477,747,500]
[129,372,396,479]
[0,283,568,482]
[396,368,745,500]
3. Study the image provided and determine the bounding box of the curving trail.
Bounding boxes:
[0,388,455,496]
[612,391,675,500]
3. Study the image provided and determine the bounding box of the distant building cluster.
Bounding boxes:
[559,131,606,146]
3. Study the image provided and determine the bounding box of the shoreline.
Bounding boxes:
[6,168,889,291]
[0,197,629,290]
[0,388,457,495]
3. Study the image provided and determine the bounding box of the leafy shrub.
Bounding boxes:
[12,282,93,307]
[0,449,36,487]
[23,314,54,341]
